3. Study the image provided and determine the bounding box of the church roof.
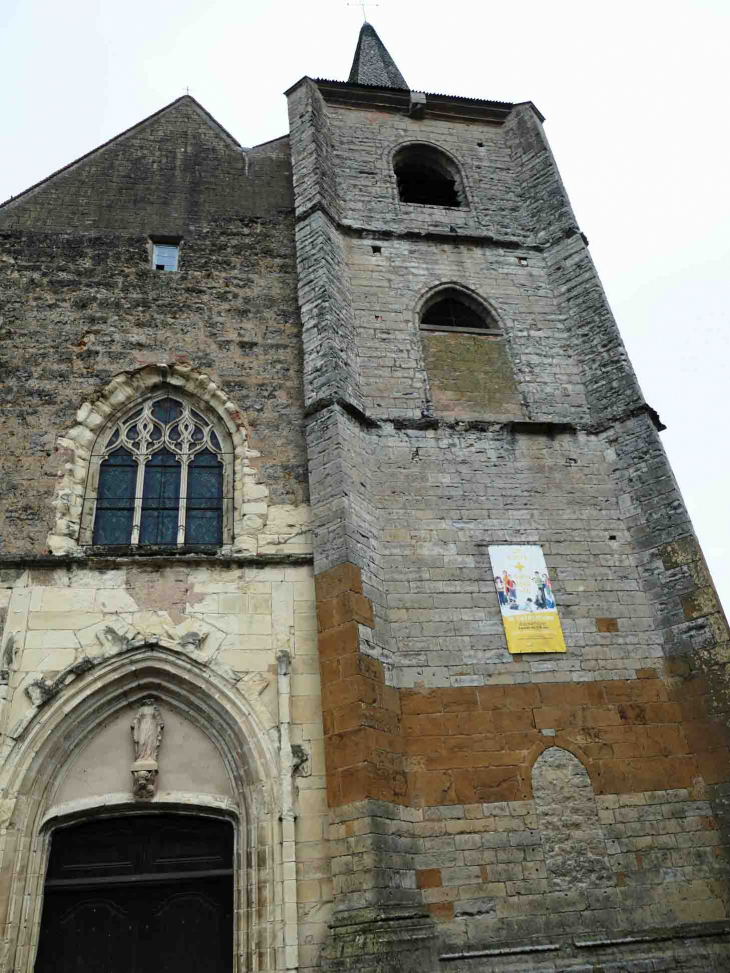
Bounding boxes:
[0,95,243,212]
[348,23,408,90]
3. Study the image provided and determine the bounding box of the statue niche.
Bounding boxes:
[131,697,164,800]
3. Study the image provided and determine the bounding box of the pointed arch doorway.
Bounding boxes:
[34,813,234,973]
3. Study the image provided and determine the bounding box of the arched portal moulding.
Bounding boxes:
[48,362,271,555]
[0,646,284,973]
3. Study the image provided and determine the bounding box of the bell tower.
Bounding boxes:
[288,23,730,973]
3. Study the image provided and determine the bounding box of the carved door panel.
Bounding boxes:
[34,888,138,973]
[35,815,234,973]
[138,880,233,973]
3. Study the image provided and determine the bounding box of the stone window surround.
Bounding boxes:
[0,646,285,973]
[415,282,505,331]
[417,283,504,336]
[49,363,271,556]
[388,139,473,214]
[148,235,182,273]
[414,283,516,417]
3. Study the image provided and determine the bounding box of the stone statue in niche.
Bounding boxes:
[131,697,164,800]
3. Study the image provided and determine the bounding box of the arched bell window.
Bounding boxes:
[88,393,231,547]
[417,286,521,419]
[419,287,501,334]
[394,144,464,208]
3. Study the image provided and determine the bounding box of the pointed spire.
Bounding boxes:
[348,23,408,90]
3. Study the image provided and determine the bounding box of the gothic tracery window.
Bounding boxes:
[90,394,228,547]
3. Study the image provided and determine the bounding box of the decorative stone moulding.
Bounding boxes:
[48,363,270,556]
[0,644,282,973]
[11,614,274,743]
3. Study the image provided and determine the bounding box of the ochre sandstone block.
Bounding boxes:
[416,869,442,890]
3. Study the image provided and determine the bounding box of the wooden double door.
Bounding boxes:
[35,814,234,973]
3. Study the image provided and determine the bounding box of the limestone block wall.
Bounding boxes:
[288,76,730,970]
[315,563,730,968]
[287,82,363,413]
[330,785,726,946]
[0,559,331,973]
[324,102,529,242]
[371,420,657,685]
[345,235,586,422]
[0,98,305,556]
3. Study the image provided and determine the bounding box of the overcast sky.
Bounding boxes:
[1,0,728,613]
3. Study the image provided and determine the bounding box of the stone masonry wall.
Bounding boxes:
[0,560,331,973]
[289,78,730,970]
[0,97,306,556]
[346,234,583,421]
[315,563,730,966]
[0,96,292,230]
[0,90,330,973]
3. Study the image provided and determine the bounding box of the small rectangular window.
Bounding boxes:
[152,243,179,272]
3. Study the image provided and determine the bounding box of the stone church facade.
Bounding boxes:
[0,23,728,973]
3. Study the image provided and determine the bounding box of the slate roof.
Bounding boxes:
[348,23,408,90]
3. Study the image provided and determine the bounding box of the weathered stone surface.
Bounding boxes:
[0,97,306,556]
[0,24,727,973]
[532,747,612,891]
[286,56,730,973]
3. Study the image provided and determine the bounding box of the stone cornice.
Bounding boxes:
[310,79,514,124]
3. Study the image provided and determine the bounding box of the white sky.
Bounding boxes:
[1,0,728,614]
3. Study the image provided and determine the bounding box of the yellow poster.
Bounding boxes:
[488,545,566,654]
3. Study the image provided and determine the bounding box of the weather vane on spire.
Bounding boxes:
[347,1,379,22]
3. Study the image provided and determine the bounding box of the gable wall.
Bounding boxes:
[0,99,292,230]
[0,102,306,556]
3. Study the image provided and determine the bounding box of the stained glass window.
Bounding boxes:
[139,448,181,546]
[94,448,137,546]
[91,394,226,547]
[187,449,224,546]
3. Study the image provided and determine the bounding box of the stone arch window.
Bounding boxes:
[394,144,465,207]
[417,285,523,419]
[419,286,502,335]
[84,390,232,547]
